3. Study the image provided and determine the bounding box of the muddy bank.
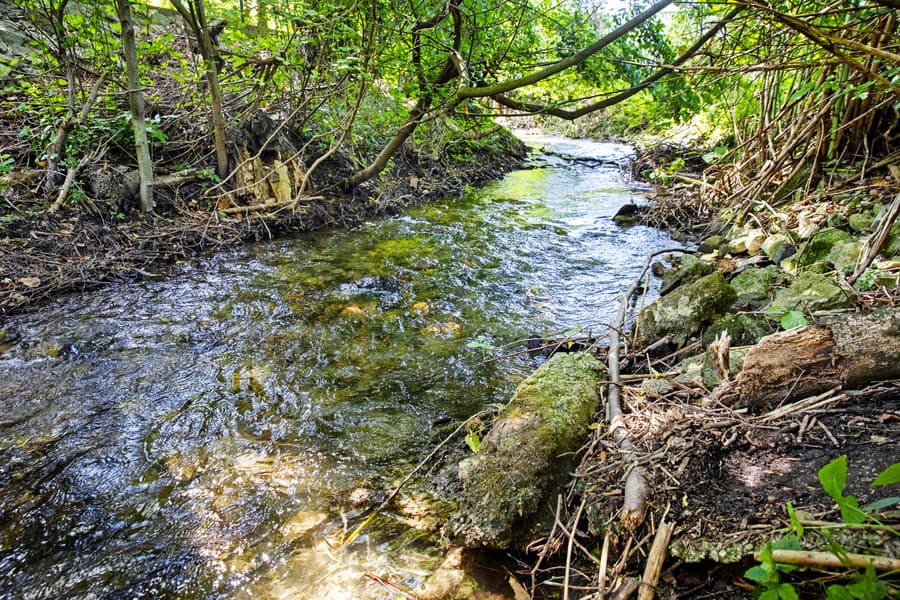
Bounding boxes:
[0,137,527,317]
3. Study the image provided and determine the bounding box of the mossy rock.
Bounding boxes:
[659,254,715,295]
[445,352,604,548]
[702,313,774,347]
[825,241,862,274]
[883,222,900,257]
[730,266,788,310]
[848,212,875,233]
[760,233,796,265]
[633,272,738,349]
[697,235,726,254]
[769,273,854,313]
[796,228,853,268]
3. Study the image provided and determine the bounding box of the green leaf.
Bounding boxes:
[844,564,888,599]
[464,431,480,453]
[786,502,804,538]
[743,565,769,584]
[773,534,802,551]
[826,585,855,600]
[819,456,868,525]
[871,462,900,487]
[779,310,809,330]
[776,583,799,600]
[862,496,900,511]
[819,456,849,502]
[759,590,780,600]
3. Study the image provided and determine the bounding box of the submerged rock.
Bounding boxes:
[445,352,603,548]
[633,272,737,349]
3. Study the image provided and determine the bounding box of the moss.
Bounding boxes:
[796,228,853,268]
[633,271,738,349]
[446,352,604,548]
[730,266,787,310]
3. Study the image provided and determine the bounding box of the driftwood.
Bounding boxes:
[610,249,683,529]
[718,309,900,410]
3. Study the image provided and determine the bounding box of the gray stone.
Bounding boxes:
[633,272,738,348]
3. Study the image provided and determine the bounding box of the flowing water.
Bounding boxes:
[0,134,679,599]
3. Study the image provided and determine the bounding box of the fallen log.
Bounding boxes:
[717,309,900,411]
[445,352,604,548]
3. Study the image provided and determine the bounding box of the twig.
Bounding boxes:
[637,519,674,600]
[765,549,900,572]
[597,532,611,599]
[849,169,900,285]
[364,572,419,599]
[609,248,685,530]
[563,498,587,600]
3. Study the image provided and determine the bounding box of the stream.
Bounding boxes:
[0,133,680,599]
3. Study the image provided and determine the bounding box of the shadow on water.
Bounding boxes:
[0,134,680,598]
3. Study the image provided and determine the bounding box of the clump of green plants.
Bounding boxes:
[744,456,899,599]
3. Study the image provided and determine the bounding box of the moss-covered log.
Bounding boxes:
[445,352,604,548]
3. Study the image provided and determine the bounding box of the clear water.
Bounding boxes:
[0,134,678,599]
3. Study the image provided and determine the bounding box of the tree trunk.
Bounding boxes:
[117,0,154,212]
[170,0,229,179]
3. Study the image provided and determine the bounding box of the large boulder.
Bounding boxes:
[633,272,737,349]
[445,352,603,548]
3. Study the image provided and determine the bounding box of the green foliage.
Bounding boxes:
[464,430,481,454]
[778,310,809,330]
[818,456,867,525]
[746,458,900,599]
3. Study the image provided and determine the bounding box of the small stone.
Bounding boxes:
[848,212,874,233]
[761,234,796,264]
[744,229,766,254]
[825,241,862,274]
[697,235,725,254]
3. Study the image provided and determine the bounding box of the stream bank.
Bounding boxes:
[443,148,900,598]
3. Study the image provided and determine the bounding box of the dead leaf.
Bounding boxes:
[508,575,532,600]
[19,277,40,288]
